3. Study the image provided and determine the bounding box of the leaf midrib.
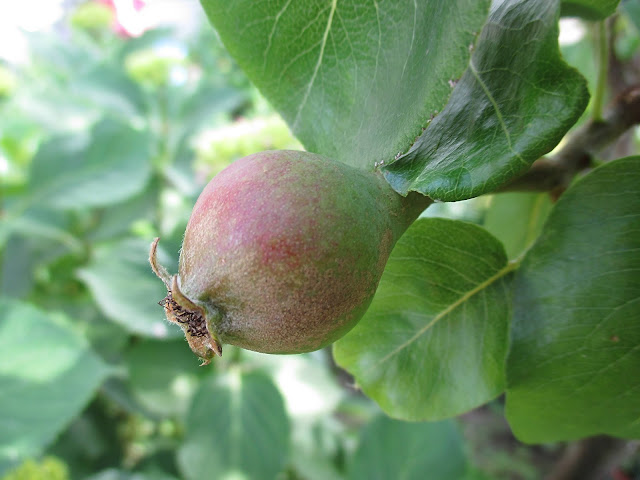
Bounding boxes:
[368,258,519,371]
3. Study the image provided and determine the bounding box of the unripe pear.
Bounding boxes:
[150,150,430,364]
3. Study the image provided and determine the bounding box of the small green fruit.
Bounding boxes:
[150,150,430,364]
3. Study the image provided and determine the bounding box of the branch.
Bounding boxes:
[545,436,638,480]
[501,84,640,195]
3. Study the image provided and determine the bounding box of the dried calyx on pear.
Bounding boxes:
[150,238,221,365]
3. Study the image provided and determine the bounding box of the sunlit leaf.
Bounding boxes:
[334,218,512,420]
[483,192,553,259]
[201,0,490,169]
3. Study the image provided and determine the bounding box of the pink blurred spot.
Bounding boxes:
[97,0,148,37]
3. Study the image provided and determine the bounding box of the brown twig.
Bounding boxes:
[545,436,638,480]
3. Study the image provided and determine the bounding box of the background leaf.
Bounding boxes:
[561,0,620,20]
[623,0,640,32]
[87,469,178,480]
[347,416,467,480]
[177,370,290,480]
[506,157,640,443]
[124,339,205,417]
[71,65,150,121]
[201,0,490,169]
[483,192,553,259]
[0,299,110,465]
[27,118,153,209]
[382,0,589,201]
[334,218,512,420]
[77,238,182,339]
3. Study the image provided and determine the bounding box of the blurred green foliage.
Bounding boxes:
[0,66,16,99]
[2,457,69,480]
[69,2,114,32]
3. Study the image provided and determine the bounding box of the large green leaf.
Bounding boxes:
[201,0,490,169]
[27,118,153,209]
[506,157,640,443]
[383,0,589,201]
[347,416,467,480]
[77,238,182,339]
[483,192,553,260]
[561,0,620,20]
[334,218,512,420]
[177,370,290,480]
[0,299,110,464]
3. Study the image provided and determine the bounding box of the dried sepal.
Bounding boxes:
[149,238,222,365]
[149,237,171,289]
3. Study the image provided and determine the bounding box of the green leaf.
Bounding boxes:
[334,218,512,420]
[71,65,150,120]
[177,370,290,480]
[87,469,178,480]
[77,238,182,339]
[1,208,80,298]
[88,180,160,243]
[623,0,640,32]
[125,339,205,417]
[383,0,589,201]
[27,118,153,209]
[0,207,81,253]
[506,157,640,443]
[175,84,247,142]
[201,0,490,169]
[1,236,39,298]
[483,193,553,259]
[0,299,110,464]
[561,0,620,20]
[347,416,467,480]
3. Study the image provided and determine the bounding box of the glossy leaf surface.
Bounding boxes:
[334,218,512,420]
[201,0,490,169]
[506,157,640,443]
[383,0,589,201]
